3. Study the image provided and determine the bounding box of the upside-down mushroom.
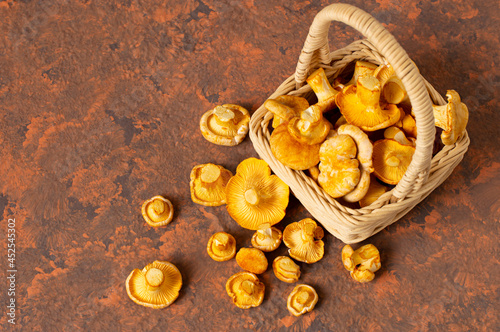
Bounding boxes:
[251,223,282,252]
[432,90,469,145]
[287,284,319,316]
[264,95,309,128]
[141,196,174,227]
[342,244,381,283]
[226,272,265,309]
[126,260,182,309]
[226,158,289,230]
[372,139,415,185]
[283,218,324,264]
[288,105,332,145]
[273,256,301,283]
[207,232,236,262]
[200,104,250,146]
[306,67,338,112]
[190,163,233,206]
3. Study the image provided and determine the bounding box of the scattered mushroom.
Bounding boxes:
[432,90,469,145]
[251,223,282,252]
[141,195,174,227]
[283,218,324,264]
[226,158,289,230]
[264,95,309,128]
[287,284,319,317]
[273,256,301,283]
[336,75,400,131]
[200,104,250,146]
[306,67,338,112]
[126,260,182,309]
[207,232,237,262]
[270,123,321,170]
[372,139,416,185]
[341,244,381,283]
[236,248,268,274]
[288,104,332,145]
[226,272,265,309]
[359,176,389,208]
[190,163,233,206]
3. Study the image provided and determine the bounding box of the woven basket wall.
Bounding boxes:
[249,3,470,244]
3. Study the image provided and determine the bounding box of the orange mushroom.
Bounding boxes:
[264,95,309,128]
[288,105,332,145]
[236,248,268,274]
[372,139,415,185]
[207,232,236,262]
[226,272,265,309]
[283,218,324,264]
[342,244,381,283]
[190,163,233,206]
[287,284,319,316]
[141,196,174,227]
[432,90,469,145]
[306,67,338,112]
[200,104,250,146]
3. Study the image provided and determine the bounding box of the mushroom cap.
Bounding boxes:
[359,176,389,208]
[200,104,250,146]
[288,105,332,145]
[141,196,174,227]
[207,232,237,262]
[345,60,378,86]
[126,260,182,309]
[373,139,416,185]
[270,123,321,170]
[283,218,324,264]
[318,135,361,198]
[341,244,381,283]
[226,272,265,309]
[433,90,469,145]
[236,247,268,274]
[402,114,417,138]
[190,163,233,206]
[265,95,309,128]
[287,284,319,316]
[384,126,415,146]
[336,76,401,131]
[226,158,289,230]
[306,67,338,112]
[273,256,301,283]
[251,225,282,252]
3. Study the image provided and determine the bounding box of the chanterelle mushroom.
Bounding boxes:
[372,139,415,185]
[342,244,381,283]
[141,196,174,227]
[287,284,319,317]
[126,260,182,309]
[306,67,338,112]
[283,218,324,264]
[264,95,309,128]
[432,90,469,145]
[190,163,233,206]
[374,63,407,105]
[345,60,378,86]
[288,105,332,145]
[207,232,236,262]
[336,75,400,131]
[236,248,268,274]
[359,176,389,208]
[251,223,282,252]
[226,272,265,309]
[273,256,301,283]
[200,104,250,146]
[226,158,289,230]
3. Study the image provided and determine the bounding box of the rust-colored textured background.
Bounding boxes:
[0,0,498,331]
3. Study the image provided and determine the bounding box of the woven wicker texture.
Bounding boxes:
[249,3,470,244]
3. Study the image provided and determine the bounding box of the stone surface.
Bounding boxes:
[0,0,498,330]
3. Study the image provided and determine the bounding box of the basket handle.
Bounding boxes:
[294,3,436,201]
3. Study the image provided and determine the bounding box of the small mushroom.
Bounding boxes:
[273,256,301,283]
[200,104,250,146]
[126,260,182,309]
[141,195,174,227]
[432,90,469,145]
[226,272,265,309]
[372,139,415,185]
[287,284,319,317]
[384,126,415,146]
[374,63,407,105]
[207,232,236,262]
[318,135,360,198]
[190,163,233,206]
[251,223,282,252]
[226,158,289,230]
[336,75,400,131]
[264,95,309,128]
[306,67,338,112]
[283,218,324,264]
[270,123,321,170]
[402,113,417,138]
[236,248,268,274]
[359,176,389,208]
[342,244,381,283]
[288,105,332,145]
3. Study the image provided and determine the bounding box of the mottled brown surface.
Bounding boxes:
[0,0,499,331]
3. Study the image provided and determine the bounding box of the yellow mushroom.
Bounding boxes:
[251,223,282,252]
[345,60,378,86]
[306,67,338,112]
[372,139,416,185]
[317,135,360,198]
[235,247,268,274]
[226,158,289,230]
[402,113,417,138]
[207,232,236,262]
[190,163,233,206]
[200,104,250,146]
[373,63,407,105]
[359,176,389,208]
[288,105,332,145]
[270,123,321,170]
[141,196,174,227]
[126,260,182,309]
[336,75,401,131]
[341,244,381,283]
[264,95,309,128]
[273,256,301,283]
[384,126,415,146]
[432,90,469,145]
[287,284,319,316]
[283,218,324,264]
[226,272,265,309]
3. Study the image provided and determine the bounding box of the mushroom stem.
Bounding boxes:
[214,232,229,248]
[296,291,310,305]
[301,222,316,242]
[145,268,164,288]
[244,188,261,206]
[241,280,255,295]
[432,104,450,132]
[147,200,167,221]
[386,155,401,167]
[213,106,236,125]
[357,76,382,106]
[200,164,222,184]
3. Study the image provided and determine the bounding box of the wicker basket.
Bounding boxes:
[249,3,470,244]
